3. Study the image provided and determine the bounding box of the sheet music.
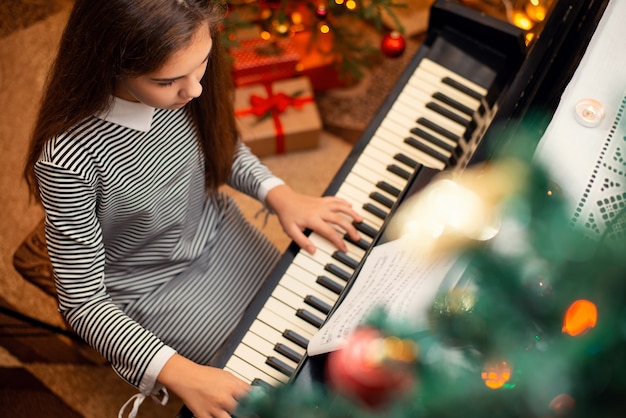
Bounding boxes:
[534,0,626,241]
[307,238,461,355]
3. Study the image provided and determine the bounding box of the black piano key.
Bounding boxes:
[387,164,411,180]
[353,220,378,239]
[283,330,309,349]
[251,378,273,391]
[266,356,295,377]
[325,263,352,282]
[363,202,389,220]
[344,233,371,251]
[393,153,419,169]
[426,101,470,128]
[376,181,401,198]
[369,191,394,209]
[274,343,303,363]
[432,91,475,117]
[332,251,359,269]
[416,117,461,143]
[409,127,457,153]
[304,295,332,315]
[441,76,483,101]
[316,275,343,294]
[405,136,456,166]
[296,308,324,328]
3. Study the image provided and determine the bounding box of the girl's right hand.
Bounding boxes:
[158,354,250,418]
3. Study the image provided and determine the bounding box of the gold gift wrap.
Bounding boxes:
[235,76,322,158]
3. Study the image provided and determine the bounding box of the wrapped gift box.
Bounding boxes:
[235,77,321,157]
[230,37,300,86]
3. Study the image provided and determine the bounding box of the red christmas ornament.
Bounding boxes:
[326,327,416,409]
[381,31,406,58]
[315,4,328,19]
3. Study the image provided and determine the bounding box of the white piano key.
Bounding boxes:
[284,263,341,302]
[331,183,385,227]
[419,58,488,96]
[351,153,408,190]
[224,366,250,384]
[242,332,300,370]
[233,345,291,383]
[257,305,315,339]
[225,356,283,386]
[372,128,447,171]
[342,171,395,203]
[399,84,472,126]
[408,72,482,111]
[308,232,366,262]
[249,319,306,357]
[368,129,445,170]
[276,274,335,307]
[390,98,466,140]
[264,297,320,336]
[336,185,389,224]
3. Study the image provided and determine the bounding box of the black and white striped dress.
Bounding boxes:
[34,97,283,394]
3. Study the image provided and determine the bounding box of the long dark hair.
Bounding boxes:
[24,0,236,199]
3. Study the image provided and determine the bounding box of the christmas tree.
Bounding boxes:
[221,0,416,82]
[235,146,626,417]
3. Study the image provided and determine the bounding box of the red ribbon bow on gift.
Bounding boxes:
[236,82,315,154]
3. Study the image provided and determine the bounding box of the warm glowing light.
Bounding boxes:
[291,11,303,25]
[563,299,598,336]
[346,0,357,10]
[319,23,330,34]
[260,31,272,41]
[511,11,534,31]
[525,0,547,22]
[481,360,512,389]
[335,0,344,4]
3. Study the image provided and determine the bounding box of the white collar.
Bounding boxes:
[96,97,155,132]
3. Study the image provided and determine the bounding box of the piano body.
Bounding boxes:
[177,0,611,415]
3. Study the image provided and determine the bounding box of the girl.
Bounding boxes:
[23,0,362,417]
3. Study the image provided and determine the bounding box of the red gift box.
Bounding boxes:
[235,77,321,157]
[230,37,300,87]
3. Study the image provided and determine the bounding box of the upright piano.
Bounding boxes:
[177,0,611,415]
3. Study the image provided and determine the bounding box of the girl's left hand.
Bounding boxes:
[265,185,363,255]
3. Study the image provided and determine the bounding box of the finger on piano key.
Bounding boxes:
[308,232,366,261]
[233,344,292,381]
[225,356,283,386]
[335,184,388,227]
[248,319,307,358]
[337,188,388,223]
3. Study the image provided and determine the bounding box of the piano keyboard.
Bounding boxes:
[222,57,493,387]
